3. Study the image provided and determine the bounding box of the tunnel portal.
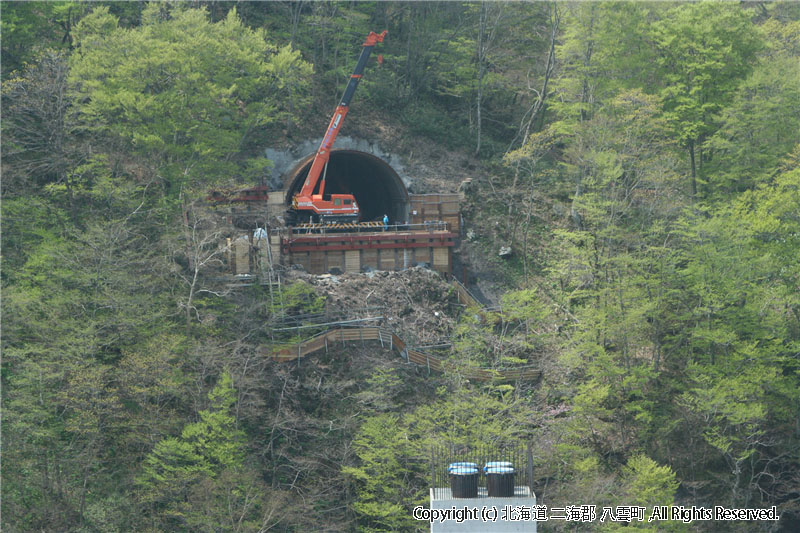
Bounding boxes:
[285,150,409,223]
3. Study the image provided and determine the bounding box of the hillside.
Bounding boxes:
[3,2,800,532]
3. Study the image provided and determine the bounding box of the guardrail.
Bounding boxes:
[277,221,451,236]
[266,326,541,382]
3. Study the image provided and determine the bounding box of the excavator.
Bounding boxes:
[287,30,387,226]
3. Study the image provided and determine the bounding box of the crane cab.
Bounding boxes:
[313,193,360,223]
[291,193,360,224]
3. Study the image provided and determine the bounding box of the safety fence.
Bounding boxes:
[267,326,541,382]
[450,277,482,308]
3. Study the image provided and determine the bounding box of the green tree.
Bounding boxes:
[704,21,800,194]
[2,220,174,531]
[650,2,763,197]
[68,4,312,196]
[670,168,800,508]
[137,371,248,529]
[342,414,419,533]
[551,2,655,126]
[1,2,86,76]
[607,455,684,531]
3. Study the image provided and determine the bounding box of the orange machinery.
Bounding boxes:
[288,30,387,225]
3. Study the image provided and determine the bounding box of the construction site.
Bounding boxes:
[207,182,462,277]
[192,30,541,386]
[13,4,798,531]
[199,155,546,386]
[205,31,464,280]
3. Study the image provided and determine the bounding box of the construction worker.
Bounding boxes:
[383,214,389,231]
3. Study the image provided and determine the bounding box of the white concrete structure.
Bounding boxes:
[429,487,537,532]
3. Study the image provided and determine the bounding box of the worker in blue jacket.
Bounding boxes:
[383,214,389,231]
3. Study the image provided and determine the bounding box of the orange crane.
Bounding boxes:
[288,30,387,225]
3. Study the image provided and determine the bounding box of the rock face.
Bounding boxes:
[498,246,513,258]
[264,136,413,191]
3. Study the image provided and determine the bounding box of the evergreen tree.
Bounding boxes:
[137,371,250,530]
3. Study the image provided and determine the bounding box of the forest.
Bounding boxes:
[2,1,799,532]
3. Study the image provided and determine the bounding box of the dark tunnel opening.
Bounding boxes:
[285,150,409,223]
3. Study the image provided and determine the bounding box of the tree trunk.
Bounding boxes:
[186,265,199,334]
[689,139,697,199]
[506,3,560,244]
[474,2,503,156]
[475,69,484,155]
[181,195,194,272]
[580,5,596,123]
[475,3,487,155]
[289,1,303,49]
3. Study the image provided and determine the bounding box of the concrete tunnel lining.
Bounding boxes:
[284,150,409,223]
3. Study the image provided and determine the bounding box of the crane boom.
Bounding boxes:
[291,31,387,224]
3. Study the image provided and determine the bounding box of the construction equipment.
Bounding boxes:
[287,30,387,225]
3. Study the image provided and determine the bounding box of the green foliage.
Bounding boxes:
[355,367,404,412]
[500,288,548,324]
[137,371,247,527]
[705,46,800,193]
[650,1,763,193]
[2,220,176,531]
[613,455,684,531]
[271,280,325,318]
[1,2,87,75]
[625,454,678,506]
[68,5,312,193]
[401,101,472,149]
[734,145,800,264]
[552,2,655,124]
[344,381,533,531]
[651,2,762,140]
[342,414,419,532]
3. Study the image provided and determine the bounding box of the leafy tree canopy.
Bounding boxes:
[68,4,311,195]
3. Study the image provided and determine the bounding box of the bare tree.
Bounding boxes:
[172,203,232,333]
[474,2,505,156]
[504,3,561,245]
[2,50,87,221]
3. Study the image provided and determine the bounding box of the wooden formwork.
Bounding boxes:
[266,191,288,220]
[361,248,378,268]
[233,237,251,274]
[379,248,396,270]
[345,250,360,273]
[409,193,461,233]
[280,229,457,275]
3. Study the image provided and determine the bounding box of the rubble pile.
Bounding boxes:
[283,267,459,346]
